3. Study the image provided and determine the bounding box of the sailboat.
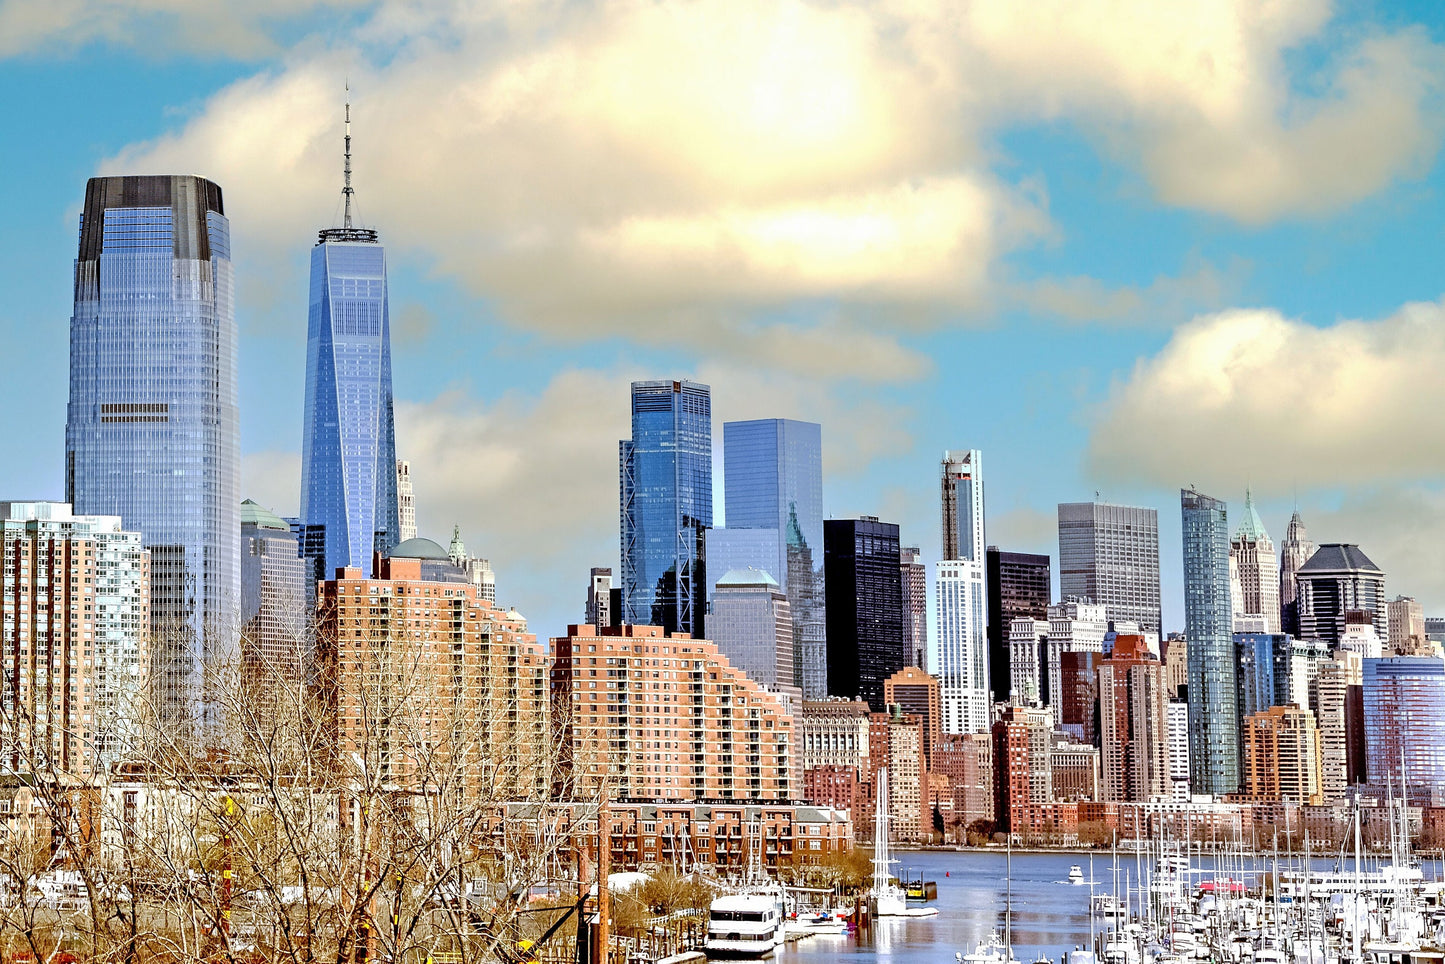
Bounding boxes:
[868,769,938,918]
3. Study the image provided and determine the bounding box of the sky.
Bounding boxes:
[4,0,1445,645]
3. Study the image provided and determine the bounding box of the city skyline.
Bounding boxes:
[9,5,1445,645]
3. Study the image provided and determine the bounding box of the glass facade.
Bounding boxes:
[824,517,904,711]
[722,418,825,696]
[300,232,399,576]
[941,450,984,563]
[620,380,712,636]
[1058,502,1161,635]
[240,500,309,684]
[1362,656,1445,794]
[986,548,1051,703]
[1181,488,1238,795]
[65,175,239,725]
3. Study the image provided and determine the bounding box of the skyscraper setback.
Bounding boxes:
[620,380,712,637]
[65,174,240,725]
[937,450,989,734]
[300,101,400,578]
[1058,502,1161,635]
[1181,488,1239,796]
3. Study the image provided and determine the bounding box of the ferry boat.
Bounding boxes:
[705,892,785,958]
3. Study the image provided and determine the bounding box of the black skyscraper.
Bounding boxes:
[985,547,1052,702]
[824,517,905,711]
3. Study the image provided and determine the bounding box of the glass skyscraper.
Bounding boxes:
[722,418,825,696]
[65,175,239,726]
[1362,656,1445,795]
[299,115,399,577]
[824,516,905,711]
[1058,501,1161,635]
[937,449,989,734]
[1181,488,1238,795]
[620,380,712,637]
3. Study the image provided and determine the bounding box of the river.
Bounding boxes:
[773,848,1445,964]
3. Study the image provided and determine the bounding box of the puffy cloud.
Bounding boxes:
[1085,298,1445,491]
[95,0,1444,366]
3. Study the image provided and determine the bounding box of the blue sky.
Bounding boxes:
[5,0,1445,643]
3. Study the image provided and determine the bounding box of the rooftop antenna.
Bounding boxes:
[343,81,354,228]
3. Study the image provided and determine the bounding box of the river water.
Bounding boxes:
[773,848,1445,964]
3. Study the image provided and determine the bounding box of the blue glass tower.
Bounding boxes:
[65,175,240,724]
[620,380,712,636]
[299,101,399,577]
[1181,488,1238,795]
[723,418,825,696]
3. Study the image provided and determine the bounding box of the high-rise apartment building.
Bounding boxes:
[1278,511,1317,636]
[986,548,1051,706]
[1097,634,1170,802]
[1058,650,1103,745]
[1295,545,1387,647]
[1181,488,1239,796]
[395,460,416,543]
[1362,656,1445,794]
[937,451,988,734]
[1309,651,1364,801]
[900,546,928,670]
[240,500,308,683]
[1388,595,1427,654]
[824,517,905,711]
[1166,700,1190,799]
[884,666,942,770]
[621,380,712,638]
[1241,705,1324,805]
[1057,502,1160,635]
[550,624,795,802]
[721,420,824,690]
[300,108,400,576]
[709,568,795,693]
[313,553,548,798]
[992,703,1053,833]
[1162,634,1188,698]
[586,567,613,629]
[1229,492,1279,633]
[0,503,149,773]
[65,175,239,725]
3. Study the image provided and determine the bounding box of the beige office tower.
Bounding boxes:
[395,460,416,543]
[1278,511,1317,634]
[1387,595,1429,654]
[1242,705,1324,805]
[1229,491,1279,633]
[0,502,150,774]
[1310,651,1362,802]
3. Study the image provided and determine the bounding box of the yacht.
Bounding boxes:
[1070,865,1085,884]
[705,892,785,958]
[956,930,1019,964]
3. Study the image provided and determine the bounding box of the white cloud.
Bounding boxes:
[1307,486,1445,618]
[91,0,1443,370]
[1085,298,1445,491]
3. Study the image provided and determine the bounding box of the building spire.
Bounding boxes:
[342,82,354,228]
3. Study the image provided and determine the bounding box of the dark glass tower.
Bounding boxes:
[620,379,712,636]
[299,101,399,575]
[1181,488,1238,795]
[65,174,240,726]
[985,547,1051,702]
[722,418,825,696]
[824,517,905,711]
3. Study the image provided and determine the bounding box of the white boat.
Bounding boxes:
[956,930,1019,964]
[705,891,785,958]
[783,911,848,936]
[867,769,937,918]
[1069,865,1085,884]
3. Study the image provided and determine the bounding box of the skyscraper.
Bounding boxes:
[1279,510,1316,635]
[1241,705,1324,806]
[300,102,399,579]
[1097,634,1170,802]
[986,548,1051,703]
[937,451,988,734]
[722,418,824,696]
[1361,656,1445,795]
[65,174,239,724]
[1181,488,1239,796]
[395,459,416,543]
[824,517,904,711]
[1295,545,1387,647]
[1057,502,1161,635]
[1229,491,1279,633]
[586,567,613,628]
[710,568,795,693]
[620,380,712,637]
[1388,595,1427,654]
[240,500,308,683]
[900,546,928,669]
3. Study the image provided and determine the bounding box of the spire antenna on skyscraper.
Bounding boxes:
[343,81,354,228]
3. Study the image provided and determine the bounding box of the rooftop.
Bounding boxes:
[715,567,779,588]
[387,537,450,561]
[1296,543,1382,575]
[240,499,290,531]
